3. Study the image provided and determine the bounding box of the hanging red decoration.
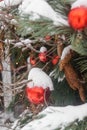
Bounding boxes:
[30,57,36,65]
[38,52,48,63]
[68,6,87,30]
[45,35,51,41]
[52,55,60,65]
[26,86,50,104]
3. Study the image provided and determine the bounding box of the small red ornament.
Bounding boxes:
[30,57,36,65]
[45,35,51,41]
[68,6,87,30]
[38,52,47,63]
[52,55,60,65]
[26,86,50,104]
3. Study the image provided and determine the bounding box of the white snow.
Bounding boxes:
[27,67,54,90]
[0,0,22,8]
[61,45,72,60]
[1,103,87,130]
[58,75,65,82]
[21,103,87,130]
[18,0,68,26]
[40,46,47,53]
[0,111,15,130]
[0,0,68,26]
[0,1,87,130]
[27,57,32,72]
[14,39,32,47]
[71,0,87,9]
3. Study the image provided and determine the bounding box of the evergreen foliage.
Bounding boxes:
[0,0,87,129]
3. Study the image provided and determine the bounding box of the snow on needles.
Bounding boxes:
[71,0,87,9]
[27,67,54,91]
[61,45,72,60]
[0,0,68,26]
[21,103,87,130]
[18,0,68,26]
[0,0,22,7]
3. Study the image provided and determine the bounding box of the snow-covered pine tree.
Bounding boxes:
[0,0,87,129]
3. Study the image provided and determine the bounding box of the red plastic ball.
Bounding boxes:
[45,35,51,41]
[68,7,87,30]
[26,86,44,104]
[52,55,60,65]
[30,57,36,65]
[26,86,50,104]
[39,52,47,63]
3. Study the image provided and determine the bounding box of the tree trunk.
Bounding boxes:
[2,44,12,109]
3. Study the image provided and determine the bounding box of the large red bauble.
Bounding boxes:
[68,7,87,30]
[38,52,47,63]
[26,86,50,104]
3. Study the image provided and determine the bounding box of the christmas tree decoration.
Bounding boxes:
[38,52,48,63]
[51,55,60,65]
[45,35,51,41]
[39,46,48,63]
[26,86,50,104]
[68,6,87,30]
[30,57,36,66]
[26,67,54,105]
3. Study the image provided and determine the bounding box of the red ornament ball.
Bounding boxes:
[30,57,36,65]
[38,52,47,63]
[26,86,50,104]
[45,35,51,41]
[68,7,87,30]
[52,55,60,65]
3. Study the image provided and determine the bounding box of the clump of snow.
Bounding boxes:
[58,75,65,82]
[10,19,18,25]
[40,46,47,53]
[61,45,72,60]
[18,0,68,26]
[21,103,87,130]
[0,111,15,130]
[14,39,32,47]
[0,0,22,8]
[0,0,69,26]
[19,0,57,21]
[71,0,87,9]
[27,67,54,90]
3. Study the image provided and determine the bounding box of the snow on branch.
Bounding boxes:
[0,0,69,26]
[61,45,72,60]
[21,103,87,130]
